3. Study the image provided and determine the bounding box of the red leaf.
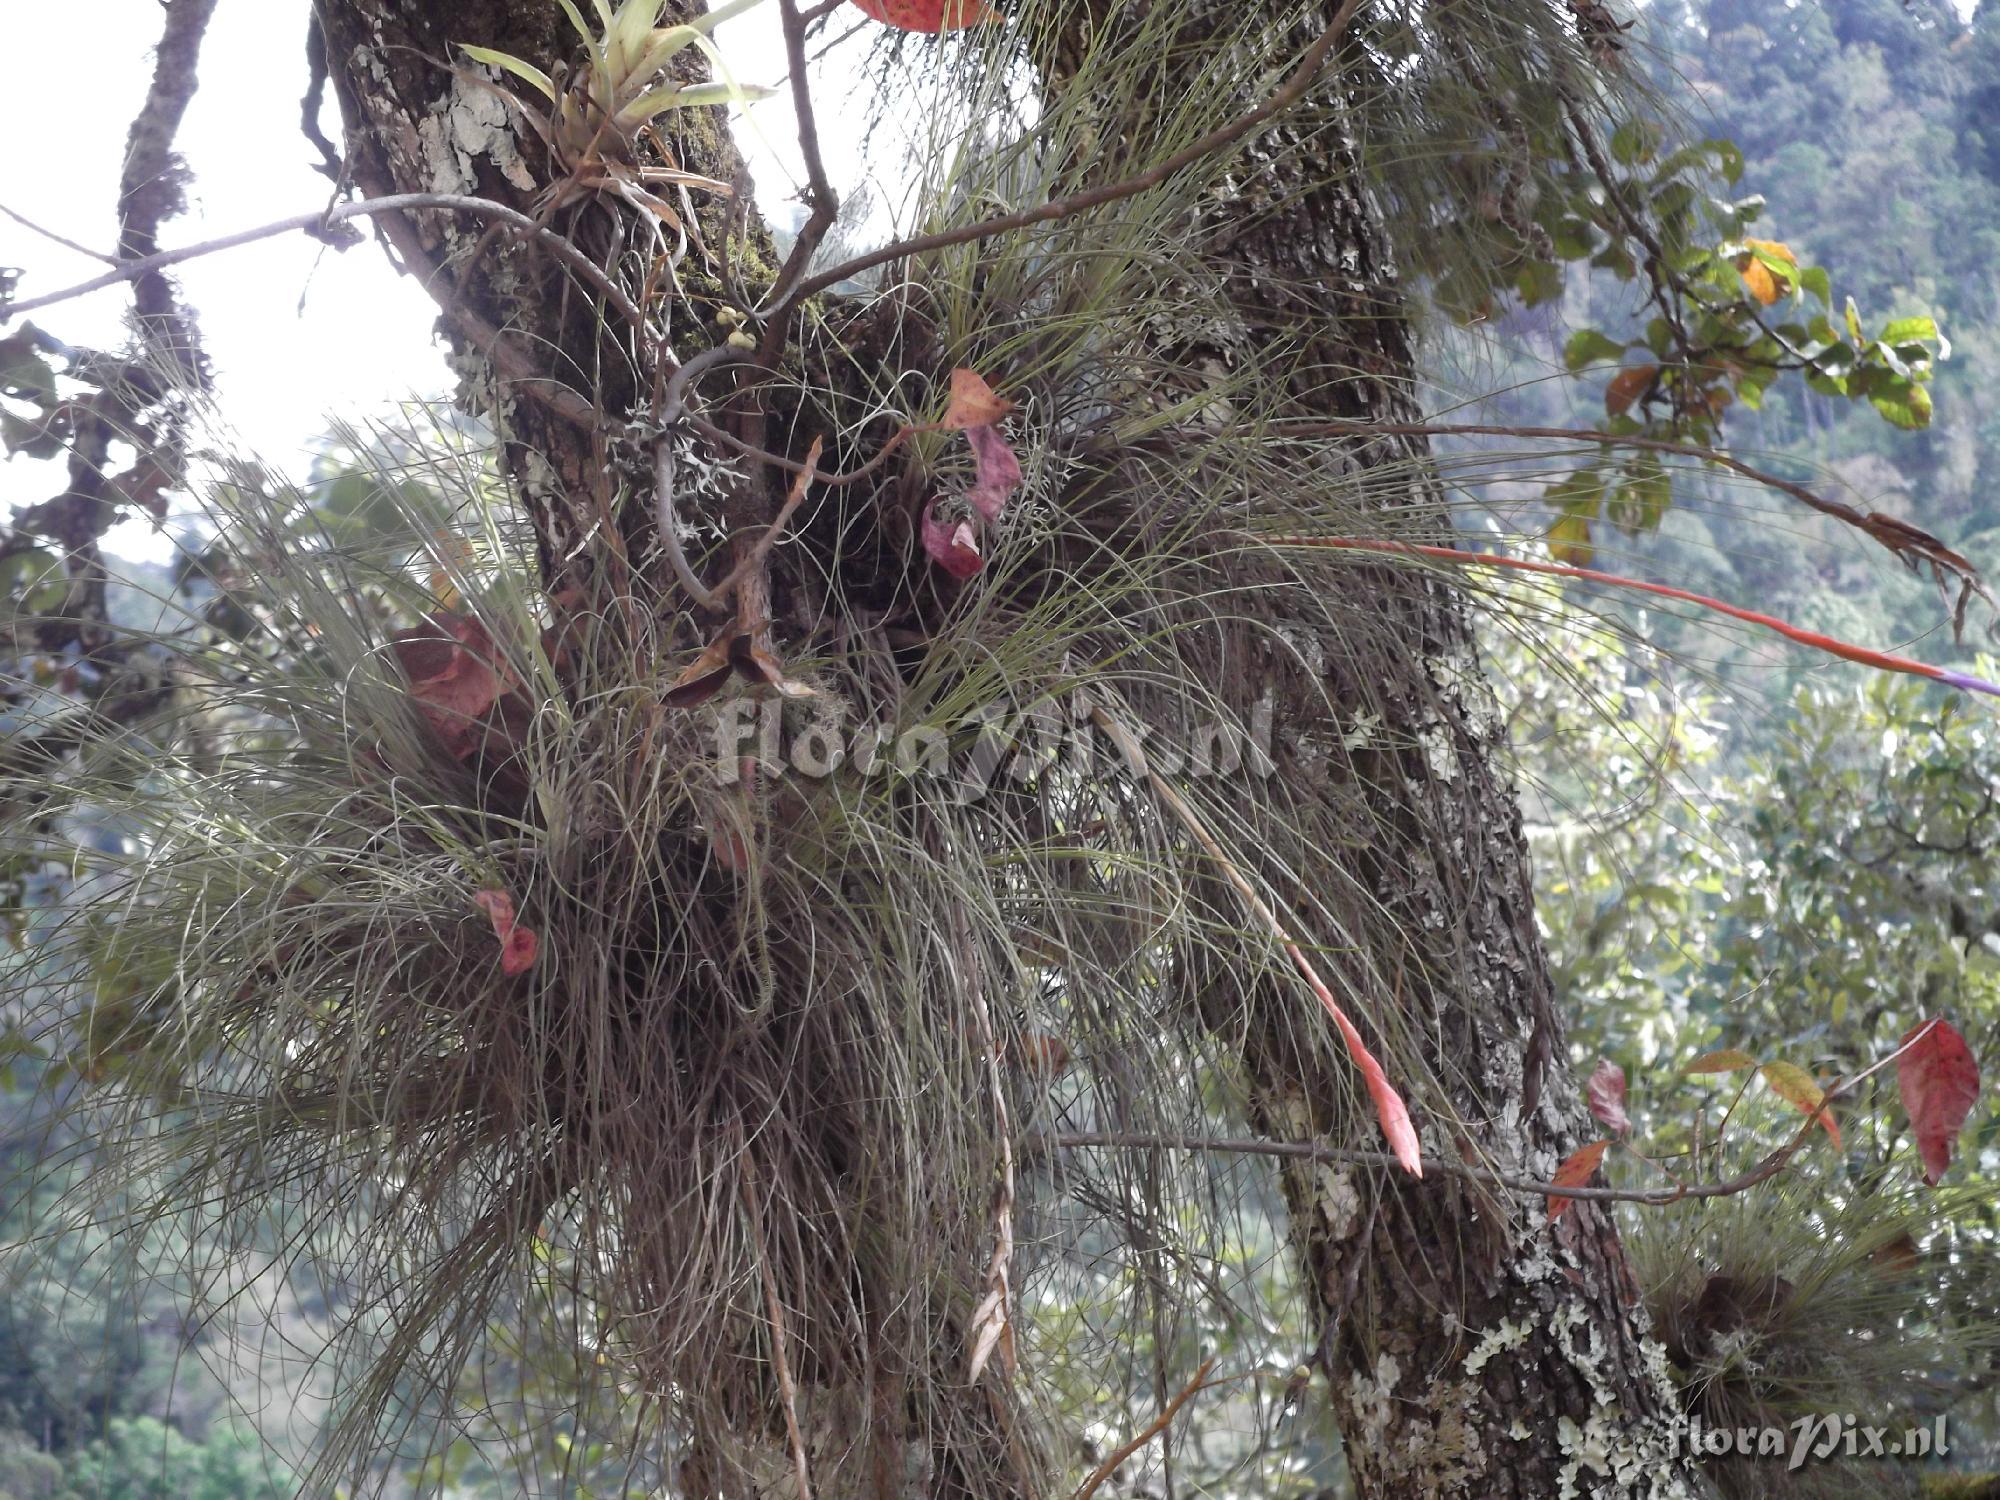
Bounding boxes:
[473,888,539,976]
[1898,1018,1980,1186]
[1586,1058,1631,1135]
[965,423,1022,521]
[1548,1140,1611,1221]
[942,369,1014,429]
[922,507,985,578]
[847,0,994,28]
[391,613,514,758]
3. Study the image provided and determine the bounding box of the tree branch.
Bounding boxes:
[1250,416,1990,608]
[1044,1023,1939,1206]
[755,0,841,345]
[3,193,649,336]
[775,0,1365,310]
[1071,1356,1217,1500]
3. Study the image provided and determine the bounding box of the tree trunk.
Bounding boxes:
[312,4,1035,1496]
[309,0,1706,1493]
[1058,11,1709,1496]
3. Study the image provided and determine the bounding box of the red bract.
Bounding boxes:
[473,888,539,976]
[1586,1058,1631,1135]
[1307,989,1420,1176]
[1898,1018,1980,1186]
[922,507,985,578]
[847,0,995,29]
[919,368,1021,578]
[965,424,1021,521]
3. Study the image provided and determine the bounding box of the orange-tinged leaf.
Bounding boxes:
[1604,363,1657,416]
[391,612,515,758]
[943,368,1014,429]
[1740,258,1781,306]
[1897,1017,1980,1186]
[1744,237,1796,265]
[1547,509,1594,567]
[1548,1139,1611,1221]
[1761,1060,1841,1149]
[1685,1048,1758,1074]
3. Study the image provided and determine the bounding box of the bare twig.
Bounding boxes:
[756,0,841,344]
[1072,1357,1218,1500]
[0,204,116,266]
[777,0,1366,311]
[709,435,824,601]
[654,437,723,610]
[3,193,649,334]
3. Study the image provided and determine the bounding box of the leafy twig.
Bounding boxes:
[1049,1021,1944,1206]
[1246,417,1990,607]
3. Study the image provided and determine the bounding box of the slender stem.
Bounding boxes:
[3,192,650,334]
[1087,700,1421,1176]
[654,437,723,610]
[777,0,1365,310]
[1260,537,2000,699]
[756,0,841,343]
[1248,417,1985,592]
[1045,1025,1939,1205]
[0,204,116,265]
[738,1145,814,1500]
[1071,1357,1218,1500]
[707,435,824,601]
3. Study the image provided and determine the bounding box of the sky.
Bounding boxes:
[0,0,879,564]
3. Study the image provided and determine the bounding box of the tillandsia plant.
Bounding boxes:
[459,0,775,231]
[8,0,2000,1496]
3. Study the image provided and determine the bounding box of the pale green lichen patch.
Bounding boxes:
[1463,1316,1534,1375]
[1346,1349,1401,1435]
[1426,648,1504,740]
[422,74,540,198]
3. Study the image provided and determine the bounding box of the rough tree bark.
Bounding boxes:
[1041,7,1708,1495]
[309,0,1705,1494]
